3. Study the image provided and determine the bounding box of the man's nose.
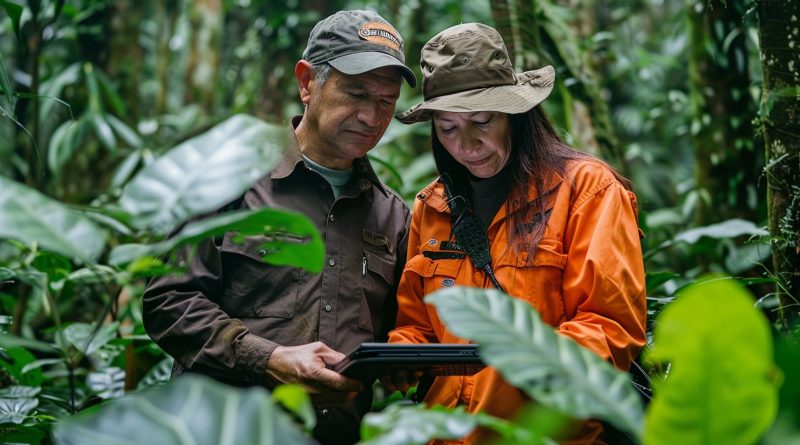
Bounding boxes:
[357,101,382,128]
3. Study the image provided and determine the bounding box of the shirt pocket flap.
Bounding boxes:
[220,234,268,263]
[532,237,567,269]
[364,249,396,285]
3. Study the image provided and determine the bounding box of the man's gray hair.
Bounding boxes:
[312,63,331,87]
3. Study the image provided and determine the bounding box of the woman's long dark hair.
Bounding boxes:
[432,106,632,256]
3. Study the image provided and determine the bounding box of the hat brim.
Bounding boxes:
[329,52,417,87]
[396,65,555,124]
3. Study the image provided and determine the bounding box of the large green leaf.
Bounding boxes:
[359,403,535,445]
[0,386,40,425]
[119,114,290,231]
[426,287,644,440]
[0,176,105,262]
[643,278,780,445]
[109,208,324,273]
[54,374,313,445]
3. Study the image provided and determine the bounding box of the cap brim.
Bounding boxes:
[396,66,555,124]
[329,52,417,87]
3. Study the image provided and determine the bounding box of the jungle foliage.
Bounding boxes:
[0,0,798,444]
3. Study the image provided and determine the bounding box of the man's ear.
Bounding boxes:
[295,60,314,106]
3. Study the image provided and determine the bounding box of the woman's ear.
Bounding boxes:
[295,60,315,106]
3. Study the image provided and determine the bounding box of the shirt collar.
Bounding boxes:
[270,115,389,198]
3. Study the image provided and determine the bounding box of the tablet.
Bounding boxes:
[330,343,485,382]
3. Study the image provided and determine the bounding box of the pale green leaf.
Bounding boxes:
[0,176,105,262]
[92,113,117,150]
[64,322,118,356]
[427,287,644,440]
[118,114,290,231]
[644,277,780,445]
[54,374,312,445]
[136,357,173,390]
[360,403,530,445]
[673,219,768,245]
[106,115,142,148]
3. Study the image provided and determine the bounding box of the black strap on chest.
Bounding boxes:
[439,173,506,293]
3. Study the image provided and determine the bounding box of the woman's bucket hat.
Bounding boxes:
[397,23,555,124]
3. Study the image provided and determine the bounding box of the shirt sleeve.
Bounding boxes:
[557,180,647,370]
[142,234,277,385]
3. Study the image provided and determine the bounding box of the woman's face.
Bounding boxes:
[433,111,512,178]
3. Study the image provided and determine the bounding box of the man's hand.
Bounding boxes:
[380,370,423,394]
[266,342,364,394]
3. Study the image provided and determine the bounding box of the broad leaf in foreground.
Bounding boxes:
[426,287,644,440]
[359,403,538,445]
[109,207,324,273]
[0,176,105,262]
[54,374,312,445]
[643,278,780,445]
[119,114,291,231]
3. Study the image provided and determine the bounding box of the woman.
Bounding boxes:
[385,23,647,444]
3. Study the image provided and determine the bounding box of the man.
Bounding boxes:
[142,10,416,445]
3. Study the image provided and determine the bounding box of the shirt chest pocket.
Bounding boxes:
[405,254,466,297]
[493,236,567,326]
[220,235,299,319]
[358,247,396,334]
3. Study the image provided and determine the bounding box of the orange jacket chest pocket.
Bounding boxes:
[493,236,567,327]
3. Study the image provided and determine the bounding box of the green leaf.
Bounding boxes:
[426,287,644,440]
[0,386,39,424]
[360,403,520,445]
[92,113,117,151]
[118,114,290,231]
[109,208,324,273]
[66,265,118,285]
[63,323,118,356]
[271,384,315,432]
[54,374,313,445]
[0,45,16,111]
[0,347,43,387]
[39,63,81,120]
[0,177,106,262]
[48,117,89,175]
[136,357,173,390]
[643,277,780,445]
[0,334,59,354]
[106,115,143,148]
[0,1,23,39]
[0,267,14,281]
[672,218,768,245]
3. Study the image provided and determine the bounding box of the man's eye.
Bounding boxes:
[349,92,366,98]
[440,127,455,134]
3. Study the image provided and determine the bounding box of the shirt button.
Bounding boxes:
[324,304,332,312]
[329,214,335,222]
[328,258,336,267]
[320,408,329,416]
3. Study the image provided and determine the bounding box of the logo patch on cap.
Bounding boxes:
[359,22,401,51]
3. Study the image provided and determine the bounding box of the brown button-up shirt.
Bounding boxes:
[142,120,410,438]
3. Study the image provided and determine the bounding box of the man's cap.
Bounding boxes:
[302,10,417,87]
[396,23,554,123]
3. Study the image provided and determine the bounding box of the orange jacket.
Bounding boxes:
[388,159,647,445]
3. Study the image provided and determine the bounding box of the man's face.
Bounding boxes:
[302,66,402,167]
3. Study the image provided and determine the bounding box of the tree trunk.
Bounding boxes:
[757,0,800,321]
[688,0,760,227]
[492,0,627,172]
[183,0,222,113]
[108,0,143,124]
